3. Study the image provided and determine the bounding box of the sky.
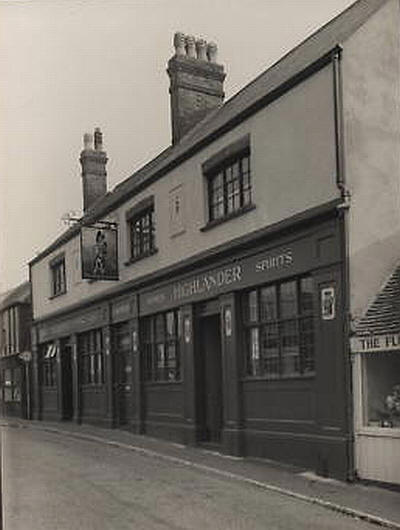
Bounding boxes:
[0,0,356,293]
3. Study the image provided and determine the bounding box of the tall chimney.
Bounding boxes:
[167,33,226,145]
[80,127,108,213]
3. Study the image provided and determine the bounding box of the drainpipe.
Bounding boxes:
[332,47,355,481]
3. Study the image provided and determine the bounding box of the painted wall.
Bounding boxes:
[31,64,338,319]
[343,0,400,321]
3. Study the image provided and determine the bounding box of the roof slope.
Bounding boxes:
[355,265,400,336]
[30,0,388,266]
[0,281,31,311]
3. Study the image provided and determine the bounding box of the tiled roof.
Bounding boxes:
[29,0,388,266]
[0,281,31,311]
[355,266,400,336]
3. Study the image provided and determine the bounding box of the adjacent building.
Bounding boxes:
[29,0,400,483]
[0,281,32,419]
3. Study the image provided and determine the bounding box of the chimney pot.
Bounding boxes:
[185,35,196,58]
[196,38,208,61]
[174,32,186,56]
[207,42,218,63]
[83,133,93,151]
[94,127,103,151]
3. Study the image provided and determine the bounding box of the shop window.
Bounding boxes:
[40,342,58,388]
[243,276,315,379]
[2,368,21,402]
[363,352,400,428]
[207,152,251,223]
[142,309,181,382]
[78,329,104,386]
[50,255,66,297]
[127,205,156,262]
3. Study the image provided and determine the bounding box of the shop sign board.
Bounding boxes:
[140,244,299,315]
[351,333,400,353]
[80,226,118,281]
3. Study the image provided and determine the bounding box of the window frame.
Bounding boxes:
[78,329,104,387]
[126,198,157,264]
[206,150,252,224]
[40,343,58,388]
[142,309,182,383]
[242,275,316,380]
[49,254,67,298]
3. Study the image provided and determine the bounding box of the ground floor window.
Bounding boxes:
[2,367,21,402]
[142,309,181,382]
[40,343,58,388]
[243,276,315,378]
[363,352,400,428]
[78,329,104,385]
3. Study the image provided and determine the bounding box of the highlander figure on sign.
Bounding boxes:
[93,230,108,276]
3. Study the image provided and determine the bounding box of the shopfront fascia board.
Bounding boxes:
[351,333,400,354]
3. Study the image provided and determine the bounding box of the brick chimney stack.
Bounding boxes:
[167,32,226,145]
[80,127,108,213]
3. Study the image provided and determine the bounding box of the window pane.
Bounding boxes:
[261,323,279,376]
[281,319,300,376]
[260,286,277,321]
[248,327,260,376]
[300,277,314,314]
[280,281,297,318]
[166,312,175,337]
[248,290,258,322]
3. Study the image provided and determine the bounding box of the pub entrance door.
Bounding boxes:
[112,323,132,427]
[60,339,73,420]
[197,311,223,444]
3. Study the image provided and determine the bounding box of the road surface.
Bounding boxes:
[1,424,376,530]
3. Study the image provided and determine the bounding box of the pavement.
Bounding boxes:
[3,418,400,529]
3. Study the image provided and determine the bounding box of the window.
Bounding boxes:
[50,256,66,297]
[78,329,104,385]
[2,368,21,402]
[243,276,315,378]
[142,309,181,382]
[207,152,251,222]
[40,343,58,388]
[128,206,156,261]
[363,353,400,428]
[1,307,18,355]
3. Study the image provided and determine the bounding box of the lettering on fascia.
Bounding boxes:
[353,333,400,352]
[172,265,242,301]
[255,250,293,273]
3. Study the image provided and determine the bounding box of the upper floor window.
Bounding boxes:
[243,276,315,379]
[202,135,252,227]
[126,197,156,263]
[50,255,66,297]
[208,154,251,222]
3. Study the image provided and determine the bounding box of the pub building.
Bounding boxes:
[29,0,400,483]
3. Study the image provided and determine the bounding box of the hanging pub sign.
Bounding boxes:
[80,224,119,281]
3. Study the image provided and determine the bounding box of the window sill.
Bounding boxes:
[49,290,67,300]
[200,203,256,232]
[124,248,158,267]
